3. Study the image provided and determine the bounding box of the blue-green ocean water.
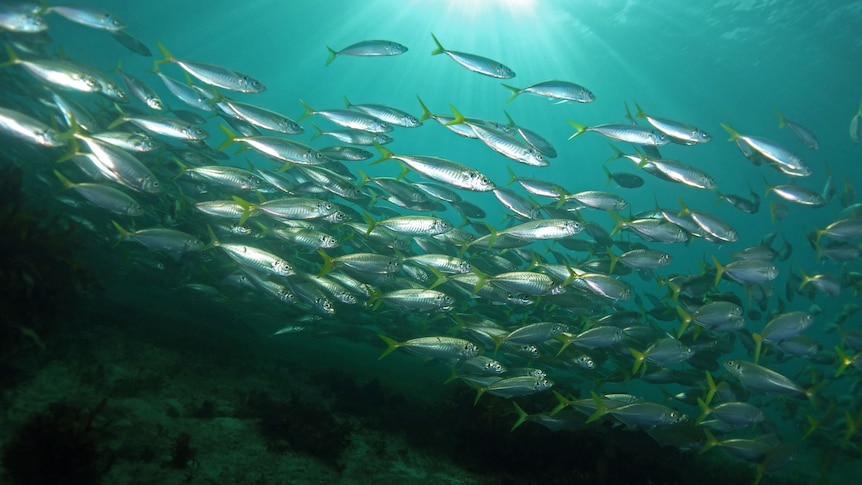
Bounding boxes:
[3,1,862,484]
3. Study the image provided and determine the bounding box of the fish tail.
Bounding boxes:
[491,335,505,356]
[298,99,314,122]
[629,347,647,376]
[605,246,618,275]
[720,123,740,141]
[110,220,132,242]
[585,391,610,424]
[377,334,400,360]
[1,43,21,68]
[553,333,574,357]
[217,124,238,151]
[55,136,80,163]
[752,333,764,365]
[835,346,854,377]
[310,122,323,141]
[342,95,352,109]
[155,41,174,65]
[426,266,449,290]
[325,46,337,67]
[798,270,812,292]
[473,386,487,406]
[317,249,335,277]
[231,195,255,226]
[623,101,635,124]
[634,102,646,119]
[202,224,220,251]
[842,411,858,447]
[445,104,466,126]
[469,266,488,296]
[53,169,75,189]
[505,165,519,186]
[415,95,433,122]
[369,140,393,165]
[695,397,710,425]
[699,429,720,455]
[704,371,717,406]
[566,120,587,140]
[395,164,410,181]
[430,33,445,56]
[503,110,516,127]
[362,210,377,237]
[443,367,461,385]
[711,255,725,287]
[605,143,626,163]
[802,414,821,441]
[501,84,521,104]
[775,108,787,128]
[354,168,370,189]
[607,211,626,237]
[677,195,690,217]
[510,402,529,431]
[549,390,571,416]
[675,305,692,338]
[602,166,613,187]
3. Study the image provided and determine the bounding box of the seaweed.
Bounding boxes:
[238,389,352,469]
[1,399,115,485]
[0,163,100,363]
[165,432,197,469]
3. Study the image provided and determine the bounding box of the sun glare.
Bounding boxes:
[446,0,538,18]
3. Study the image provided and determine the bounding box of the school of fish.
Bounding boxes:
[2,3,862,483]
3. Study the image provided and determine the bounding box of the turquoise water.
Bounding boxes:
[2,1,862,483]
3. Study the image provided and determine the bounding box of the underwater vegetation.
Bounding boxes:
[238,388,353,470]
[0,161,100,371]
[1,399,114,485]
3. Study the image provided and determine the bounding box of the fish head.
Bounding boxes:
[183,125,208,140]
[402,115,421,128]
[238,76,265,93]
[273,259,294,276]
[696,129,712,143]
[142,176,162,194]
[279,288,296,303]
[147,96,164,111]
[485,360,506,374]
[21,13,47,32]
[316,297,335,314]
[374,134,393,144]
[574,355,596,370]
[457,261,472,273]
[435,218,453,234]
[507,293,534,305]
[496,64,516,79]
[723,359,745,378]
[320,235,339,248]
[536,378,554,392]
[461,342,480,359]
[468,171,495,191]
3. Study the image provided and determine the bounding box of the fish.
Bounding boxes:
[156,42,266,93]
[447,106,546,167]
[1,44,100,93]
[325,40,408,66]
[776,109,819,150]
[372,144,495,192]
[45,4,125,31]
[430,33,515,79]
[113,221,203,256]
[378,335,479,361]
[721,123,811,177]
[0,105,66,147]
[850,100,861,144]
[54,170,144,216]
[635,104,711,145]
[300,100,391,133]
[568,121,669,146]
[502,80,594,104]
